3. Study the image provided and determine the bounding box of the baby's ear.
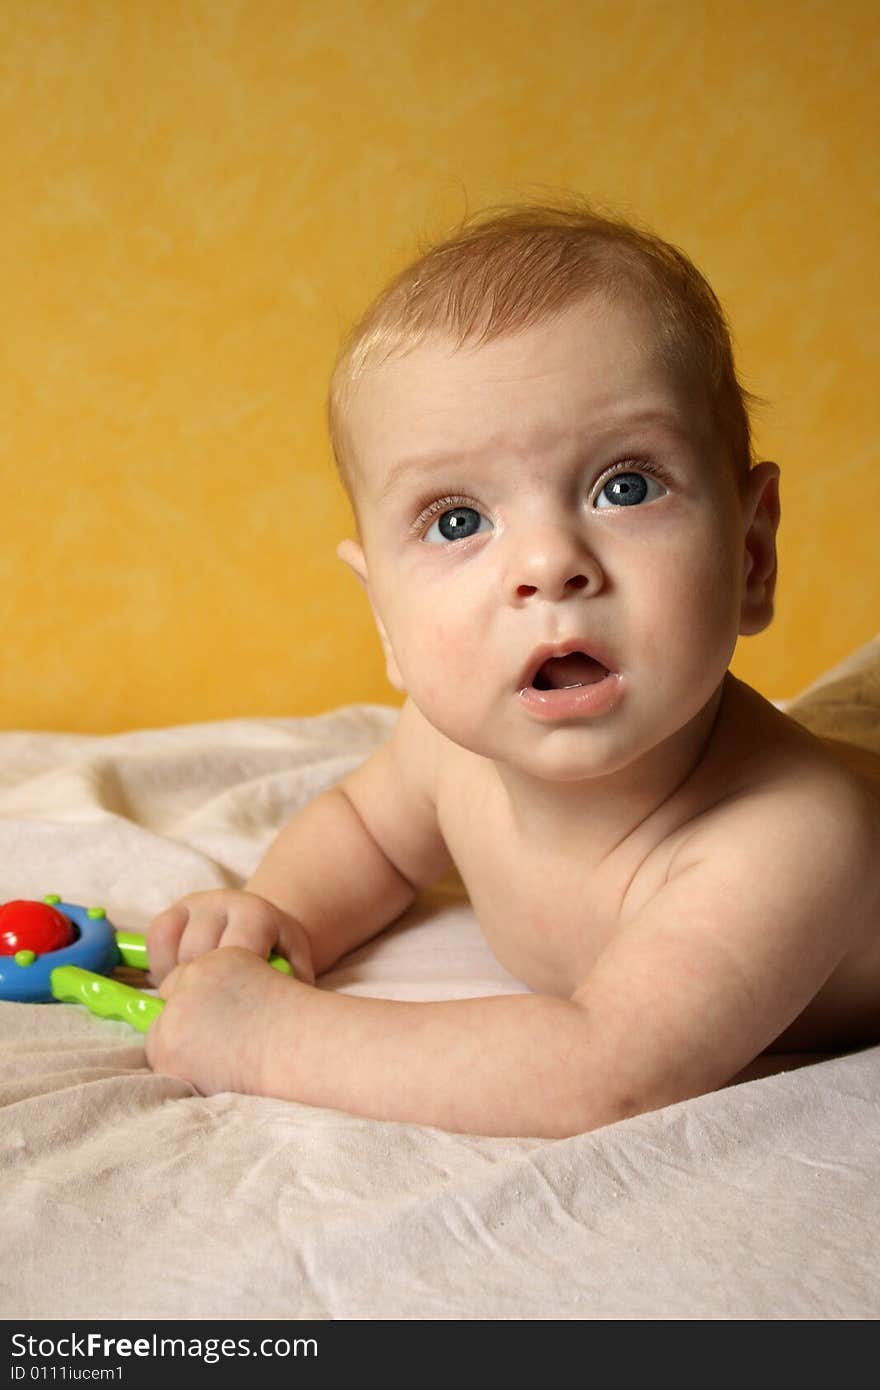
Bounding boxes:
[336,538,369,590]
[739,461,781,636]
[336,539,405,692]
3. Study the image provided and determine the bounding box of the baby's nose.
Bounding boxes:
[507,529,604,603]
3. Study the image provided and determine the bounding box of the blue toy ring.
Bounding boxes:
[0,901,119,1003]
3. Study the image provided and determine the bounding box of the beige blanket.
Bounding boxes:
[1,641,878,1320]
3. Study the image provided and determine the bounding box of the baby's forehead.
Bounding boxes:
[347,305,706,472]
[361,291,689,405]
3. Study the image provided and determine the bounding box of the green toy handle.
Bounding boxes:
[51,966,165,1033]
[49,931,293,1033]
[114,930,150,969]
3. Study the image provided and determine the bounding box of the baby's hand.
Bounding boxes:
[146,889,316,986]
[145,947,302,1096]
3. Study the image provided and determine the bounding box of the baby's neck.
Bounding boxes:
[494,681,727,864]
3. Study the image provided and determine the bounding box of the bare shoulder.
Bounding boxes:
[814,733,880,790]
[680,684,879,910]
[682,755,878,908]
[566,711,880,1108]
[664,685,880,994]
[701,738,880,1051]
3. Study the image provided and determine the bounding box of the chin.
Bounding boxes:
[514,736,647,783]
[472,714,651,782]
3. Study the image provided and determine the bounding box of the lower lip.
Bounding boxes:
[518,672,624,721]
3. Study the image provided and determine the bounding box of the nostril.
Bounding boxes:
[516,584,538,598]
[566,575,588,592]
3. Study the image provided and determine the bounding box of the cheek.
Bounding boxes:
[423,614,486,685]
[637,531,742,662]
[381,584,484,698]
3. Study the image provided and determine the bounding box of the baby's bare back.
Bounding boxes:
[434,678,880,1055]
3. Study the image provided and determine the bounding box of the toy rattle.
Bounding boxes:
[0,895,292,1033]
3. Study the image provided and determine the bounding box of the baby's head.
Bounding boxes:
[330,201,760,507]
[329,201,781,780]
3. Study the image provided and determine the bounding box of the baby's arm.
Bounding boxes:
[146,774,875,1137]
[147,700,452,982]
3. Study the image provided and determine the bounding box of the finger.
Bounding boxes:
[221,912,314,984]
[178,906,232,964]
[217,908,275,959]
[286,954,314,986]
[146,903,190,983]
[275,926,315,984]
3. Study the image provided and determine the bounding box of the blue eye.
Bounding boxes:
[424,506,492,543]
[595,471,665,509]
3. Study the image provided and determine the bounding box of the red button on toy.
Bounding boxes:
[0,900,77,956]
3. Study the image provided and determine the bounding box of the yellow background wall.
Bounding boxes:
[1,0,877,733]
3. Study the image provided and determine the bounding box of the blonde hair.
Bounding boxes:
[328,199,762,494]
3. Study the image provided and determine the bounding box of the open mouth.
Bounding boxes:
[530,651,610,690]
[519,643,621,720]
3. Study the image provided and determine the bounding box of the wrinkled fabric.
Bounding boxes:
[0,641,878,1320]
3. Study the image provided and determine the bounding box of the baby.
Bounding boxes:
[145,202,880,1137]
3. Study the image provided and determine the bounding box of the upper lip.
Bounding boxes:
[519,639,617,690]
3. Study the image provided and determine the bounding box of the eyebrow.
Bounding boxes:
[378,408,689,499]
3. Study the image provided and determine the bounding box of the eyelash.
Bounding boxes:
[410,494,481,538]
[598,456,672,496]
[410,458,674,537]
